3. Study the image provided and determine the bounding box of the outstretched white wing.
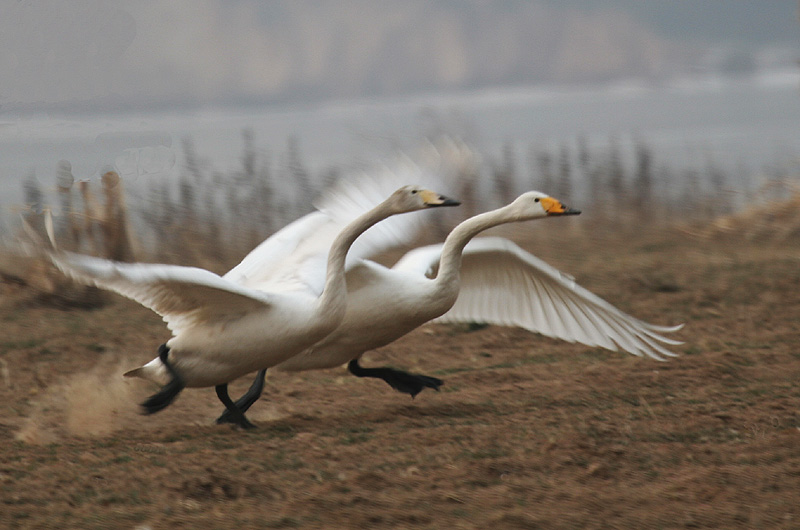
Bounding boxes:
[224,160,451,296]
[52,252,276,335]
[222,211,334,294]
[394,237,683,360]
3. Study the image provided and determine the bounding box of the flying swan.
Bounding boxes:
[217,190,682,422]
[51,184,459,428]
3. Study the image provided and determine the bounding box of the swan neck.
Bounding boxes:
[317,203,392,313]
[434,206,513,287]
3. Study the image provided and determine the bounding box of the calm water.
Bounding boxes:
[1,70,799,221]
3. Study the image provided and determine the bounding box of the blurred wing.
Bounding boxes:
[52,252,276,334]
[315,160,452,266]
[391,243,443,278]
[225,160,452,296]
[401,237,683,360]
[223,211,333,294]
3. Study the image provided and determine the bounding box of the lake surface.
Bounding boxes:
[1,69,799,222]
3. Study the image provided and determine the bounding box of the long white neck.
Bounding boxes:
[315,202,394,315]
[433,204,519,290]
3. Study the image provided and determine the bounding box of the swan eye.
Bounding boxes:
[534,198,540,202]
[411,189,418,194]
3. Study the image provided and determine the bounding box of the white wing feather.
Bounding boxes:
[51,160,450,330]
[52,252,275,335]
[395,237,683,361]
[222,211,333,294]
[224,161,451,296]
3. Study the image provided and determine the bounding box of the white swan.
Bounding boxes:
[254,191,682,402]
[52,184,458,428]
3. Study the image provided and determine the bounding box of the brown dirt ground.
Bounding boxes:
[1,228,799,529]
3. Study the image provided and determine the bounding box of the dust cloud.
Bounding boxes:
[15,356,140,443]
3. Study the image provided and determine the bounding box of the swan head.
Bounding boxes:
[387,185,461,212]
[509,191,581,220]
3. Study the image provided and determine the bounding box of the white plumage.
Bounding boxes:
[405,237,682,359]
[223,164,450,295]
[51,174,458,426]
[276,191,682,387]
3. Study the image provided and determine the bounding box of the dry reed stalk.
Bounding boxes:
[78,180,102,256]
[100,171,136,262]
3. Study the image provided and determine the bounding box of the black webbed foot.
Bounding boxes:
[348,359,444,398]
[215,382,258,429]
[141,344,186,414]
[216,369,266,426]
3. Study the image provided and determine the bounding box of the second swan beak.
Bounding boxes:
[420,190,461,207]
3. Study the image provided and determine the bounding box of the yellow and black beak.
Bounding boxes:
[540,197,581,216]
[419,190,461,207]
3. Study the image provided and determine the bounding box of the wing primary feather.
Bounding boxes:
[429,236,682,360]
[536,276,573,340]
[549,288,591,345]
[600,308,672,359]
[559,295,605,348]
[567,295,623,351]
[636,333,680,359]
[554,288,620,350]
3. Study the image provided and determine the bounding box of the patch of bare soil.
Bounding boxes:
[1,230,799,529]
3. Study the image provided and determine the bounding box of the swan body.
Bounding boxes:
[276,191,681,378]
[276,258,458,372]
[52,182,458,422]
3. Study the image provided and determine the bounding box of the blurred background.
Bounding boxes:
[1,0,799,277]
[5,5,800,524]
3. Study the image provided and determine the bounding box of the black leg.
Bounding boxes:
[216,369,266,425]
[348,359,444,399]
[215,383,257,429]
[141,344,186,414]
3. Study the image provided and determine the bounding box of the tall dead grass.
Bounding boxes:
[3,132,799,283]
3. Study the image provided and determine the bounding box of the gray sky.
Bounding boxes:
[1,1,261,110]
[1,0,797,113]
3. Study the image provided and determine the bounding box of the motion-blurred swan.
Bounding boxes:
[52,184,458,428]
[219,192,680,415]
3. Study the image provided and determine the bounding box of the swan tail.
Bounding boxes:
[123,367,146,379]
[123,358,170,386]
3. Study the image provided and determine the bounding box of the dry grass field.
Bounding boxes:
[1,223,799,529]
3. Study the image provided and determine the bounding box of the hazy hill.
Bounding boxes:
[1,0,797,111]
[241,1,796,101]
